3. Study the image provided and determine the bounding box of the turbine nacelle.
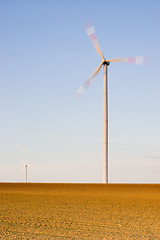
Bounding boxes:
[102,59,110,66]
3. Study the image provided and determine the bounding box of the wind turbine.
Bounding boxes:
[77,23,147,183]
[22,158,35,183]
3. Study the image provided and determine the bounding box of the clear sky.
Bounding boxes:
[0,0,160,183]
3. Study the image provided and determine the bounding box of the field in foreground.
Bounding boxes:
[0,183,159,239]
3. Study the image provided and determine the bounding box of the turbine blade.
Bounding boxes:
[28,164,35,168]
[22,158,25,165]
[88,62,103,79]
[21,166,25,174]
[20,158,26,174]
[108,56,149,65]
[85,23,104,60]
[76,63,103,96]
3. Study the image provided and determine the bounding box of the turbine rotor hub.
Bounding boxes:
[102,59,110,66]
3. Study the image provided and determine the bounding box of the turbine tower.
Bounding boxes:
[77,23,147,183]
[25,164,27,183]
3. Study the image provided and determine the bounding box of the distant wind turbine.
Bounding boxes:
[22,158,35,183]
[77,23,148,183]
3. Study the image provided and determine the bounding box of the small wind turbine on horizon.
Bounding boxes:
[77,23,148,183]
[22,158,35,183]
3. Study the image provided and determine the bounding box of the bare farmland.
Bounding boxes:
[0,183,159,239]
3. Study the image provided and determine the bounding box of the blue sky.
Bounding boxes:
[0,0,160,183]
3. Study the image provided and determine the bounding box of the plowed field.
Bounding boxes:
[0,183,159,239]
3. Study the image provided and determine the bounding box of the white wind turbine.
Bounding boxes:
[22,158,35,183]
[77,23,148,183]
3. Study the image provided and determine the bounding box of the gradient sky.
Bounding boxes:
[0,0,160,183]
